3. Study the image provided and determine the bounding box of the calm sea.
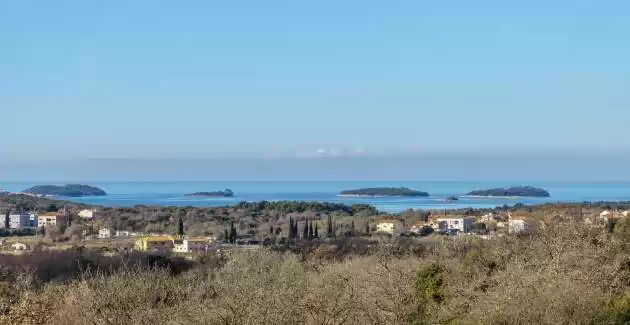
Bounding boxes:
[3,181,630,213]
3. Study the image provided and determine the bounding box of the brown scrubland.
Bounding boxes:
[2,214,630,325]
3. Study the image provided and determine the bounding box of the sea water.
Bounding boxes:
[3,181,630,213]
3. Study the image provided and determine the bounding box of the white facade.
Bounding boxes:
[173,239,209,253]
[436,217,475,233]
[410,221,447,234]
[115,230,130,237]
[98,228,112,239]
[508,219,529,234]
[376,220,404,235]
[78,209,94,219]
[9,214,33,229]
[38,214,66,228]
[11,242,29,250]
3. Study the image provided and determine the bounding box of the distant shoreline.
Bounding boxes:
[337,194,428,198]
[460,195,524,199]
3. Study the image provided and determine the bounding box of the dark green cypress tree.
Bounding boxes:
[269,224,274,235]
[351,220,355,232]
[4,212,9,229]
[308,221,313,240]
[224,228,229,242]
[314,223,319,238]
[327,215,333,237]
[292,219,298,239]
[229,221,237,244]
[365,221,370,235]
[288,217,294,239]
[302,221,308,239]
[177,215,185,240]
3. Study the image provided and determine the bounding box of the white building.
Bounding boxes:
[508,219,529,234]
[11,242,29,251]
[436,217,475,233]
[9,214,33,229]
[410,220,447,234]
[376,218,405,235]
[115,230,130,237]
[98,228,112,239]
[38,213,67,229]
[173,238,211,253]
[78,209,95,220]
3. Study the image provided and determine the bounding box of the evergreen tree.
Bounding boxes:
[308,221,314,240]
[229,221,237,244]
[288,217,294,239]
[314,223,319,238]
[269,224,274,235]
[302,221,309,239]
[4,212,9,229]
[351,220,355,232]
[365,221,370,235]
[292,219,298,239]
[327,215,333,237]
[177,215,185,239]
[223,228,229,242]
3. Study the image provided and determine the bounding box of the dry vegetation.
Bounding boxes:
[2,215,630,325]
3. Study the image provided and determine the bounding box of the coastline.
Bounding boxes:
[337,194,428,198]
[460,195,531,199]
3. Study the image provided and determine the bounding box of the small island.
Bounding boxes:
[339,187,429,197]
[445,196,459,201]
[185,189,234,197]
[465,186,550,198]
[22,184,107,197]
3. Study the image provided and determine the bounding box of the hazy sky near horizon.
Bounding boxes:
[2,0,630,161]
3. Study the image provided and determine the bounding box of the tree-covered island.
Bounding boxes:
[22,184,107,197]
[339,187,429,197]
[466,186,550,197]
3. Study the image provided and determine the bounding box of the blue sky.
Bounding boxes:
[2,0,630,179]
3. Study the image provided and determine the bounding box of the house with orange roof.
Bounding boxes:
[134,235,176,252]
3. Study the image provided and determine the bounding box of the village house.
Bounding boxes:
[587,210,627,227]
[376,217,405,235]
[410,220,447,234]
[436,216,475,234]
[173,238,211,253]
[9,213,34,229]
[78,209,95,220]
[98,228,112,239]
[115,230,130,237]
[508,217,530,234]
[11,242,30,251]
[134,236,176,252]
[37,212,67,229]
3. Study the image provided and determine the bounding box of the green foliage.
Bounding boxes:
[327,215,333,237]
[589,293,630,325]
[302,221,308,239]
[415,263,446,304]
[613,218,630,242]
[176,216,184,238]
